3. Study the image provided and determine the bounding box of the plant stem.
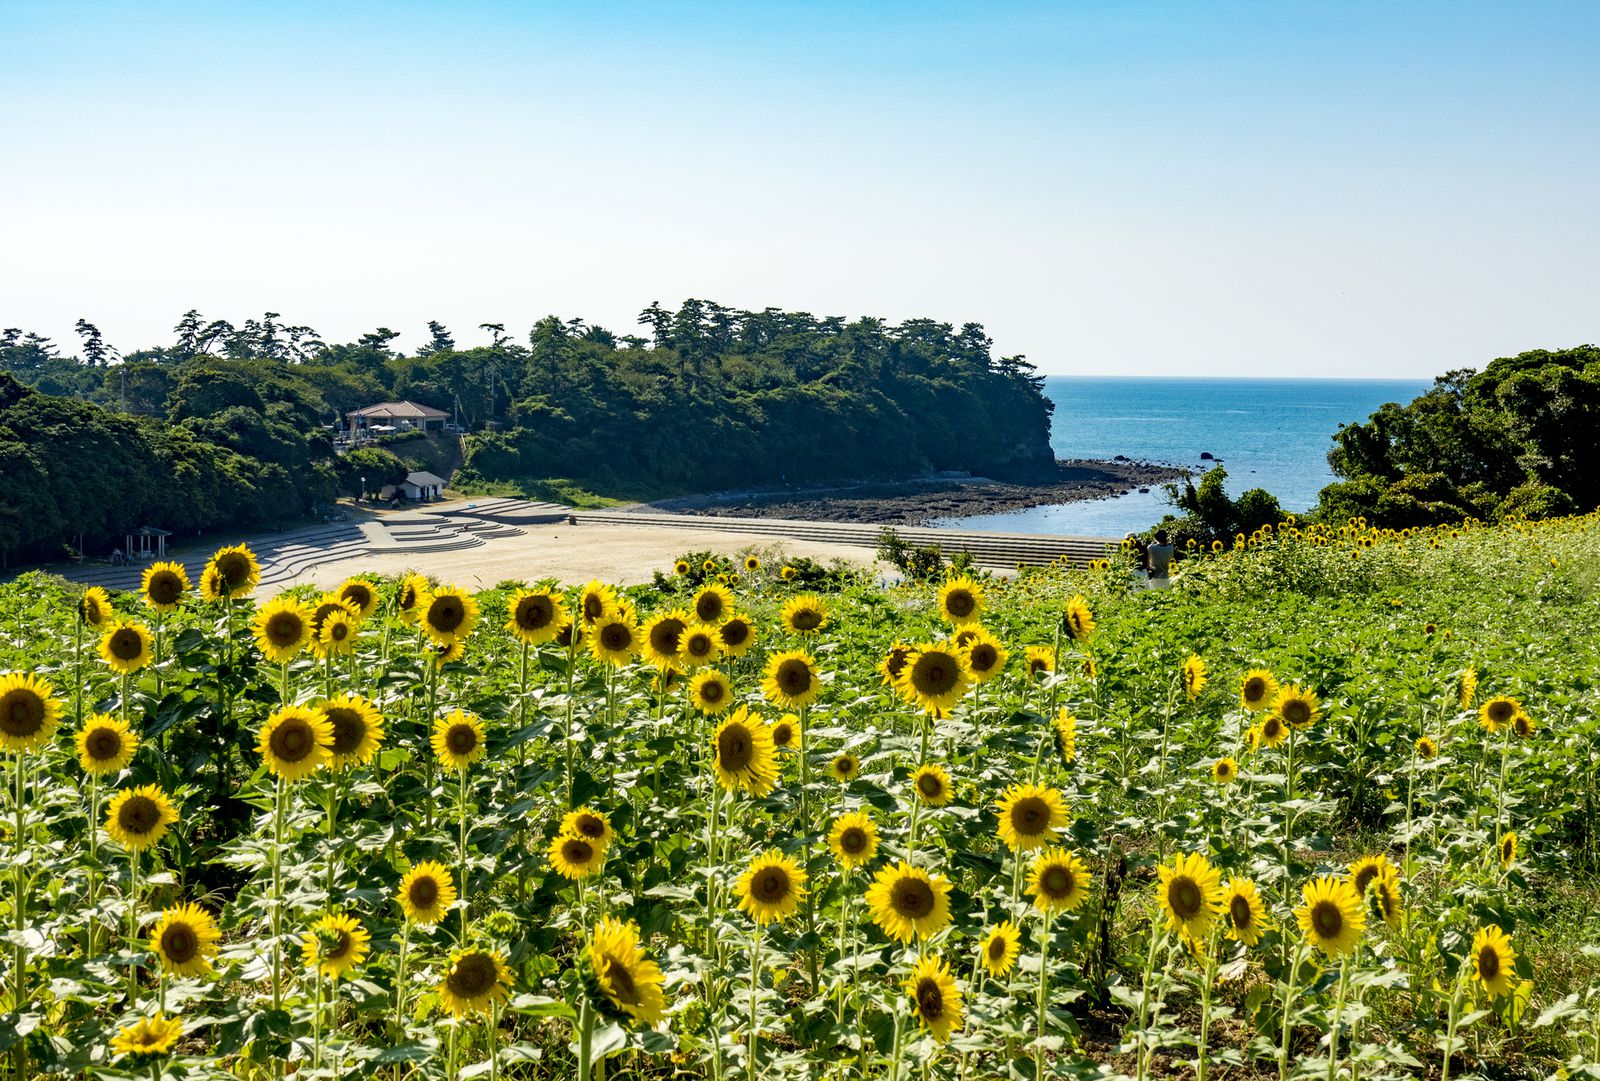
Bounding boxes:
[1327,955,1351,1081]
[458,766,470,941]
[748,923,761,1081]
[271,777,285,1012]
[1279,939,1306,1081]
[1036,908,1053,1077]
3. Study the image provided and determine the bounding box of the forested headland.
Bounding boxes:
[0,302,1055,564]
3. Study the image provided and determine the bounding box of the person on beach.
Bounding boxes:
[1146,529,1175,589]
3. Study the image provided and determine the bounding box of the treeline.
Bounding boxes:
[0,301,1054,561]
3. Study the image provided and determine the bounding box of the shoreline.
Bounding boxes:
[630,458,1188,526]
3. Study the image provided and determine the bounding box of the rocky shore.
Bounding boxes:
[638,459,1187,526]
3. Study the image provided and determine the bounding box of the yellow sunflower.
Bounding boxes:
[314,610,358,658]
[110,1014,183,1058]
[252,597,313,663]
[140,561,190,612]
[257,706,334,782]
[978,921,1022,977]
[397,573,429,624]
[1458,665,1478,710]
[397,861,457,926]
[1471,925,1517,999]
[1349,854,1397,898]
[105,784,179,851]
[779,565,797,582]
[303,911,371,980]
[779,594,829,636]
[200,544,260,601]
[1512,711,1535,739]
[560,807,614,850]
[576,580,619,626]
[78,586,113,628]
[936,576,985,625]
[762,650,820,710]
[674,559,691,576]
[1027,848,1093,913]
[692,583,735,625]
[678,623,722,669]
[963,631,1008,684]
[1498,831,1517,867]
[864,861,952,942]
[895,644,970,714]
[1182,655,1207,701]
[1294,876,1365,957]
[1221,878,1268,946]
[506,588,569,646]
[994,783,1068,852]
[1054,709,1077,763]
[1273,685,1320,729]
[0,672,63,754]
[1415,736,1439,759]
[1211,757,1238,784]
[1157,852,1224,939]
[1254,713,1289,749]
[549,833,606,879]
[335,578,380,621]
[827,811,879,870]
[736,850,809,925]
[76,713,138,775]
[1479,696,1520,734]
[419,585,479,644]
[588,916,668,1025]
[320,695,385,769]
[905,954,964,1042]
[743,554,761,572]
[878,642,914,687]
[1024,646,1056,680]
[712,707,778,797]
[1062,595,1095,641]
[688,670,734,715]
[150,902,222,977]
[641,610,689,670]
[717,614,756,657]
[438,948,513,1017]
[830,753,860,782]
[1239,669,1279,712]
[589,612,641,666]
[98,621,154,674]
[1370,868,1403,929]
[308,596,359,645]
[769,713,801,750]
[431,710,486,770]
[430,638,465,666]
[911,763,953,807]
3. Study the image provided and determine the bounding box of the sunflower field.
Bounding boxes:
[0,512,1598,1080]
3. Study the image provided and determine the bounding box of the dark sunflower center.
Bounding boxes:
[840,828,866,853]
[916,978,943,1019]
[791,608,822,631]
[1042,865,1072,896]
[1488,701,1514,724]
[1501,837,1514,860]
[912,654,957,693]
[119,796,159,835]
[753,867,790,903]
[574,814,605,840]
[270,719,315,762]
[1478,946,1500,980]
[330,622,349,641]
[562,838,595,866]
[341,585,372,611]
[778,661,811,694]
[1263,717,1284,738]
[699,680,725,703]
[1283,700,1311,726]
[429,598,465,633]
[446,725,478,756]
[161,923,198,962]
[970,645,997,671]
[885,651,909,678]
[1169,878,1202,919]
[217,554,251,588]
[722,620,750,647]
[1,692,43,736]
[583,594,605,622]
[1244,678,1266,701]
[650,621,684,655]
[1230,895,1252,928]
[696,597,724,622]
[267,613,304,646]
[835,757,856,776]
[988,937,1007,960]
[1353,868,1377,895]
[686,634,714,658]
[945,591,974,617]
[889,877,934,919]
[1012,797,1048,835]
[324,930,352,960]
[409,877,440,909]
[85,727,122,760]
[311,604,344,635]
[148,574,182,605]
[400,585,418,609]
[516,596,553,630]
[602,954,640,1003]
[447,953,498,998]
[718,725,753,771]
[917,774,943,800]
[600,623,631,650]
[1311,900,1343,938]
[326,709,365,756]
[109,629,143,661]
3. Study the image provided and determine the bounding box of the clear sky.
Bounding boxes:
[4,1,1596,377]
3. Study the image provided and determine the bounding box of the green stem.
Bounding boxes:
[271,777,285,1012]
[1036,908,1053,1077]
[798,705,818,990]
[126,848,141,1003]
[13,754,27,1012]
[458,766,470,942]
[1279,939,1306,1081]
[1197,928,1219,1081]
[748,923,761,1081]
[577,994,596,1081]
[1327,954,1351,1081]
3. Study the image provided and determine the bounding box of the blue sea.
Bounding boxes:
[929,376,1432,537]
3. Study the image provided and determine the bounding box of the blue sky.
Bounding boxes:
[4,1,1596,376]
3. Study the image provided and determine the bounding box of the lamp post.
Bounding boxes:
[360,476,366,504]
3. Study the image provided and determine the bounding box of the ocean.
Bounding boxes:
[929,376,1433,537]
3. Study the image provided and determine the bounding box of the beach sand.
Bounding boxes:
[280,520,886,595]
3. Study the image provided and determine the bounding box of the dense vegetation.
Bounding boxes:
[0,513,1596,1077]
[0,303,1054,561]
